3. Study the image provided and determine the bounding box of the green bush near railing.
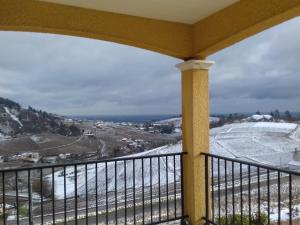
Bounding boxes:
[0,213,8,221]
[218,213,268,225]
[19,206,29,217]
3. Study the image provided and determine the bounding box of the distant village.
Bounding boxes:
[0,152,70,164]
[94,119,180,134]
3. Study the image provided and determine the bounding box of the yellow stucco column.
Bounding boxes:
[176,59,214,225]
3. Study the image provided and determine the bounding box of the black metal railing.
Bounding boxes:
[0,152,186,225]
[202,152,300,225]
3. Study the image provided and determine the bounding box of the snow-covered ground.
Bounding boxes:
[0,132,10,141]
[48,144,182,199]
[210,122,300,166]
[49,121,300,199]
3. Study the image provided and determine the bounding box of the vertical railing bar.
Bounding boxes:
[232,161,235,225]
[28,169,32,225]
[2,172,5,225]
[240,163,243,225]
[218,158,221,224]
[174,155,177,219]
[150,157,153,223]
[52,167,55,225]
[248,165,251,225]
[289,173,292,225]
[85,164,88,225]
[115,161,118,225]
[278,171,281,225]
[133,159,136,225]
[124,160,127,225]
[205,155,209,222]
[257,167,261,224]
[158,156,161,221]
[105,162,108,225]
[41,168,44,225]
[166,156,169,220]
[142,158,145,224]
[74,165,78,225]
[225,159,228,225]
[16,171,19,225]
[95,163,98,225]
[267,169,270,225]
[63,166,66,225]
[180,154,184,220]
[211,157,214,222]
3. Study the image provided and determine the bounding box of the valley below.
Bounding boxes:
[1,95,300,224]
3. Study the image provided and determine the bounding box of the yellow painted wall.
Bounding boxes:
[0,0,193,59]
[1,1,300,59]
[193,0,300,58]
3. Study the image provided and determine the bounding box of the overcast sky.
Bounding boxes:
[0,17,300,116]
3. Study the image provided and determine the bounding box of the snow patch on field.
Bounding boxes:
[30,135,50,144]
[252,122,296,130]
[0,133,7,141]
[30,135,41,143]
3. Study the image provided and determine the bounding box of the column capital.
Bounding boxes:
[176,59,215,72]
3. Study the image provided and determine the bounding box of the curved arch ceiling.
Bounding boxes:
[41,0,238,24]
[1,0,300,59]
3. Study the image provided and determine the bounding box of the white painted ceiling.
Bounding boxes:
[41,0,238,24]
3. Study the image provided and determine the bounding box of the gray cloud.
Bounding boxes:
[0,32,181,115]
[0,17,300,116]
[209,17,300,113]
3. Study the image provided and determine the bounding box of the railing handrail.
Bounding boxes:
[200,152,300,176]
[0,152,187,173]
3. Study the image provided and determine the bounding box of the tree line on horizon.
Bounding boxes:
[211,109,299,128]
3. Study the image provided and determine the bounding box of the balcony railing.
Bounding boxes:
[0,152,185,225]
[202,152,300,225]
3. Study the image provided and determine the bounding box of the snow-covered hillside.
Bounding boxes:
[152,121,299,168]
[0,97,81,138]
[50,121,300,199]
[50,144,182,199]
[210,122,300,166]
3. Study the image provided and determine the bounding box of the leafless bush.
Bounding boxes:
[32,178,53,199]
